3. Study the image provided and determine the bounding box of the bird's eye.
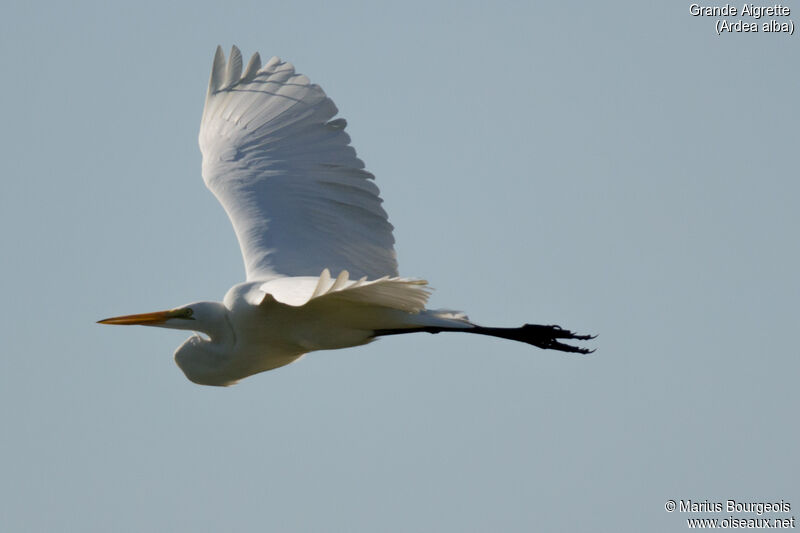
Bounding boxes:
[183,308,194,319]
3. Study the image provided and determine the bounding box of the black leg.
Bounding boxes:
[373,323,596,354]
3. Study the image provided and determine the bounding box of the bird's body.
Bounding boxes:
[99,46,593,386]
[169,275,472,386]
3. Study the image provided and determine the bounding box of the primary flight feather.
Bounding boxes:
[99,46,594,386]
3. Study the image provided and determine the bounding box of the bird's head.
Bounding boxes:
[98,305,197,329]
[98,301,229,337]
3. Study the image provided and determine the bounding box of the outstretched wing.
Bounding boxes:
[199,46,398,281]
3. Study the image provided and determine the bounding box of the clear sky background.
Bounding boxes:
[1,1,797,531]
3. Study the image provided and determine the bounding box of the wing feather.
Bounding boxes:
[199,46,396,281]
[258,269,431,313]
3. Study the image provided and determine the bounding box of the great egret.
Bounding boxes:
[99,46,594,386]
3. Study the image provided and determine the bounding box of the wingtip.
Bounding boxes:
[224,45,243,88]
[243,51,262,80]
[208,45,226,96]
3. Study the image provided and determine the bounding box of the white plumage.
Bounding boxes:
[99,46,593,386]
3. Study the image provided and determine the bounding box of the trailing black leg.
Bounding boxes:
[373,324,595,354]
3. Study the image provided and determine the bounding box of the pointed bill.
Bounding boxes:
[97,309,182,326]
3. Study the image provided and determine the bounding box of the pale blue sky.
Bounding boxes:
[1,1,798,531]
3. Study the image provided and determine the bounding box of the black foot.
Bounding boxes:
[515,324,596,354]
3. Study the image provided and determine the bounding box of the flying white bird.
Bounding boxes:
[99,46,594,386]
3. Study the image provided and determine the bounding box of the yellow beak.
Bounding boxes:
[97,309,182,326]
